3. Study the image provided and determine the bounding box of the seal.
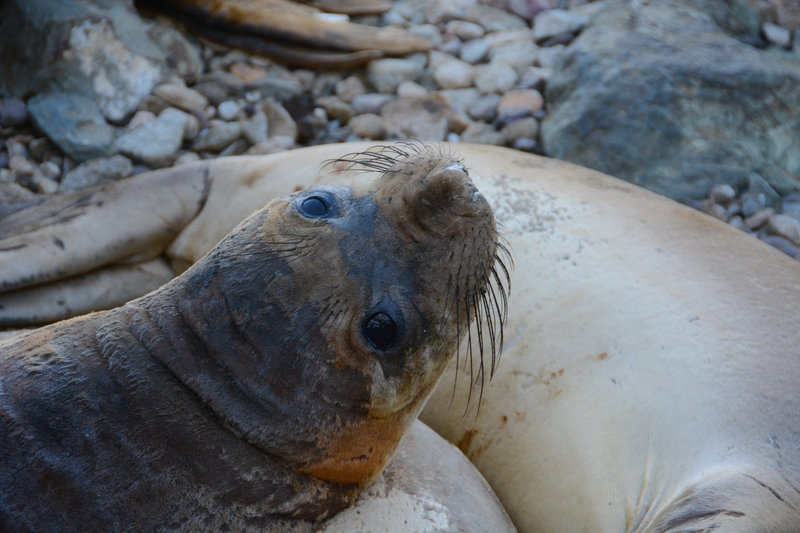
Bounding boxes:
[0,144,509,531]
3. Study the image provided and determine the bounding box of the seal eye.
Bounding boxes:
[299,196,329,218]
[363,311,398,351]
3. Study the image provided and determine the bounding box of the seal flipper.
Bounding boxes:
[634,467,800,533]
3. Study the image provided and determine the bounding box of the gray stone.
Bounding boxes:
[741,192,767,217]
[474,63,519,93]
[766,213,800,245]
[745,207,775,230]
[434,60,475,89]
[60,154,133,192]
[336,76,367,102]
[262,100,298,140]
[349,114,387,140]
[114,107,190,167]
[542,0,800,201]
[445,20,485,40]
[368,58,426,93]
[246,136,295,155]
[381,97,451,141]
[468,94,501,122]
[192,120,243,153]
[438,89,482,117]
[351,94,394,115]
[461,4,528,32]
[397,81,429,99]
[781,192,800,221]
[497,89,545,121]
[502,116,540,143]
[241,109,269,145]
[146,24,203,84]
[710,183,737,204]
[532,8,591,42]
[0,0,170,122]
[701,199,728,221]
[763,22,792,48]
[760,235,799,258]
[217,101,241,121]
[461,121,505,145]
[152,83,209,114]
[461,39,490,64]
[28,92,114,162]
[489,37,540,69]
[537,44,566,68]
[408,24,444,48]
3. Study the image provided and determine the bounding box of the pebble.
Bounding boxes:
[152,83,209,114]
[0,97,28,127]
[246,136,295,155]
[367,58,426,94]
[174,151,201,166]
[240,109,268,145]
[518,66,552,90]
[709,183,736,204]
[701,199,728,221]
[438,88,481,117]
[497,89,545,121]
[488,39,539,69]
[382,97,450,141]
[761,235,799,258]
[741,192,766,217]
[460,39,490,64]
[532,8,590,42]
[229,62,269,83]
[127,110,157,131]
[434,60,475,89]
[445,20,485,40]
[744,207,773,230]
[192,120,243,153]
[335,76,367,102]
[766,214,800,246]
[114,108,191,167]
[217,100,241,121]
[502,116,540,143]
[349,114,386,139]
[781,193,800,221]
[60,155,133,192]
[397,81,429,99]
[27,92,114,162]
[461,121,505,145]
[262,100,298,140]
[351,94,394,115]
[468,93,501,122]
[474,63,518,93]
[538,44,566,68]
[408,24,444,48]
[763,22,792,49]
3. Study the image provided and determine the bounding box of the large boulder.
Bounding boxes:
[0,0,200,123]
[542,0,800,202]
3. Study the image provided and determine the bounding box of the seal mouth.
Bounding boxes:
[323,142,512,411]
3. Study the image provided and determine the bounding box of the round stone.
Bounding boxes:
[434,60,475,89]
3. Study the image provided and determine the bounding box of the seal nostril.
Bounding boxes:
[299,196,329,218]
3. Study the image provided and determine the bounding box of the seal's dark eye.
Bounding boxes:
[299,196,329,218]
[363,311,398,351]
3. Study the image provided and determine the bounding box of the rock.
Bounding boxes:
[126,110,157,131]
[336,76,367,102]
[0,98,28,127]
[438,89,482,117]
[744,204,775,231]
[152,83,209,114]
[763,22,792,48]
[59,155,133,192]
[461,38,490,64]
[434,60,475,89]
[240,109,268,145]
[709,183,737,204]
[28,92,114,162]
[542,0,800,201]
[113,107,190,167]
[219,139,249,157]
[262,100,298,140]
[192,120,243,153]
[461,121,505,145]
[501,116,540,143]
[532,8,591,42]
[508,0,558,20]
[497,89,545,122]
[468,93,501,122]
[397,81,429,99]
[766,213,800,245]
[424,0,477,25]
[146,24,203,84]
[367,58,426,93]
[315,97,353,124]
[408,24,444,48]
[474,63,519,93]
[537,44,566,67]
[701,199,729,221]
[445,20,486,40]
[246,136,295,155]
[381,96,451,141]
[351,94,394,115]
[0,0,170,123]
[760,235,799,258]
[488,37,540,69]
[462,4,528,32]
[174,151,201,166]
[349,114,387,139]
[741,192,767,217]
[229,62,269,84]
[217,100,241,121]
[781,192,800,221]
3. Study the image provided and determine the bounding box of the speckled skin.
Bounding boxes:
[0,146,504,531]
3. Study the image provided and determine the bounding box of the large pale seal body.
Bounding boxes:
[0,145,508,531]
